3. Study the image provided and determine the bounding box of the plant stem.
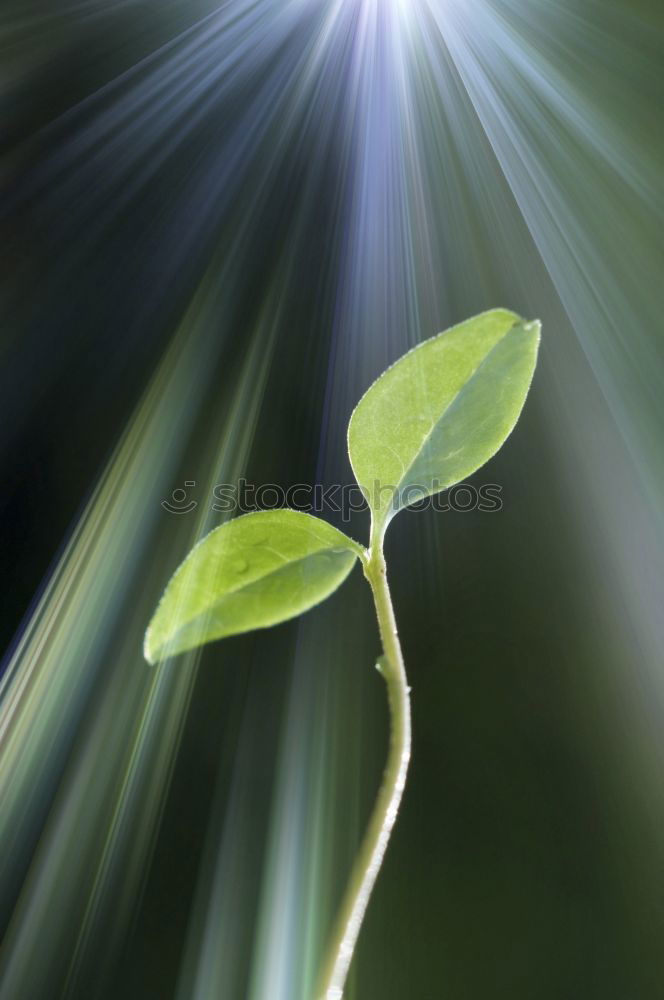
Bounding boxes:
[316,535,412,1000]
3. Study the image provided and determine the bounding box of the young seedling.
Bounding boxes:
[145,307,540,999]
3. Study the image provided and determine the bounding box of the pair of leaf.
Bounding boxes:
[145,309,540,663]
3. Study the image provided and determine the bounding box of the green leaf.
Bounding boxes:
[347,308,540,532]
[144,510,362,663]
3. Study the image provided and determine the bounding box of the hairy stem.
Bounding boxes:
[316,536,412,1000]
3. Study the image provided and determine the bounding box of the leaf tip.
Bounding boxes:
[522,317,542,338]
[143,626,159,666]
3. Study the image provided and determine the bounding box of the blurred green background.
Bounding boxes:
[1,1,663,998]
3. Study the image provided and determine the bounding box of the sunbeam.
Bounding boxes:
[1,1,662,997]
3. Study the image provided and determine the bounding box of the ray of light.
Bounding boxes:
[1,1,662,998]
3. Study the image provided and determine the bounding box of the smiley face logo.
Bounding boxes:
[161,481,198,514]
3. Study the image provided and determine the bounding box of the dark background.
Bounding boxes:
[1,2,663,998]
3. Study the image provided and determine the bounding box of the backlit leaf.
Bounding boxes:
[144,509,362,663]
[347,308,540,533]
